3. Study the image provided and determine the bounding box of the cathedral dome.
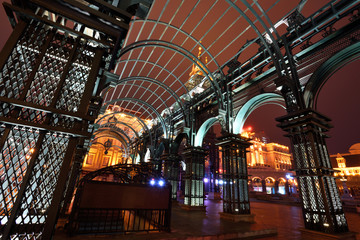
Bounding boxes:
[349,143,360,154]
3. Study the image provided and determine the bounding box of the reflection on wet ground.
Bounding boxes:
[54,199,360,239]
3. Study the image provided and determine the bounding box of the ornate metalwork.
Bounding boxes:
[0,0,132,237]
[182,147,207,207]
[277,109,348,234]
[161,153,181,200]
[68,163,170,235]
[78,163,159,185]
[216,133,251,215]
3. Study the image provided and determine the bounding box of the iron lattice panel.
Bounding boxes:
[75,209,168,234]
[8,133,69,239]
[278,110,349,234]
[0,21,49,101]
[219,140,250,215]
[0,127,39,230]
[18,109,47,125]
[24,33,73,106]
[55,43,94,113]
[50,114,76,129]
[183,148,206,207]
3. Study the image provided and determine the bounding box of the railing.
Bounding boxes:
[71,208,170,234]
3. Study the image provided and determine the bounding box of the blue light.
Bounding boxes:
[158,180,165,187]
[286,174,293,180]
[219,180,224,185]
[203,178,209,183]
[150,179,155,186]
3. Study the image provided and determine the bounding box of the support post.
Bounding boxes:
[162,153,180,200]
[181,147,206,210]
[277,109,353,236]
[216,133,254,222]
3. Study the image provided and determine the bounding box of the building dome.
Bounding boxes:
[349,143,360,154]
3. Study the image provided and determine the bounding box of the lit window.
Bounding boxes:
[86,154,94,165]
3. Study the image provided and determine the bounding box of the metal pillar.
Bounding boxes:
[182,147,206,208]
[0,0,131,238]
[0,20,105,238]
[162,153,180,200]
[277,109,349,234]
[216,133,251,215]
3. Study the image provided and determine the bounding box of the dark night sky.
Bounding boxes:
[0,1,359,154]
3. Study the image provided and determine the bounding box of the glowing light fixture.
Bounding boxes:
[158,179,165,187]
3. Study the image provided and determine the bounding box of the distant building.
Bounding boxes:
[242,131,297,195]
[331,143,360,197]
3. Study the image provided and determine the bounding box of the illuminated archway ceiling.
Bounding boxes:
[101,0,327,136]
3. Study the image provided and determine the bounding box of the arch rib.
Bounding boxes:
[233,93,285,134]
[119,40,225,108]
[103,98,169,139]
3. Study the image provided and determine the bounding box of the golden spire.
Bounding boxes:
[189,45,206,77]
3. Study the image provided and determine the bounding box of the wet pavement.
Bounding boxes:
[54,199,360,240]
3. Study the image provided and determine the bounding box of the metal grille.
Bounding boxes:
[75,208,168,234]
[55,43,93,113]
[277,110,349,234]
[183,147,206,207]
[0,127,39,229]
[9,133,69,237]
[18,109,47,125]
[0,15,105,238]
[0,22,49,100]
[217,134,251,215]
[50,114,76,129]
[25,33,72,106]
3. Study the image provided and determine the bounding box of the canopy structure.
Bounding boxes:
[101,0,331,145]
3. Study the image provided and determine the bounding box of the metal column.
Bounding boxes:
[217,133,251,215]
[182,147,206,208]
[162,153,180,200]
[277,109,349,234]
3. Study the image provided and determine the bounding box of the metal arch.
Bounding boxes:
[94,126,132,145]
[91,141,127,153]
[95,111,153,148]
[116,59,190,95]
[92,131,129,150]
[119,40,225,108]
[115,82,172,114]
[304,42,360,109]
[225,0,285,76]
[194,116,220,147]
[233,93,285,134]
[103,98,169,139]
[91,141,129,159]
[114,77,188,127]
[125,1,223,82]
[93,130,130,150]
[133,20,223,76]
[96,111,150,138]
[99,121,140,140]
[245,0,281,42]
[217,0,280,70]
[113,76,186,116]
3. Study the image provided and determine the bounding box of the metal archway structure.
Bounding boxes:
[103,98,169,139]
[233,93,285,134]
[194,116,220,147]
[304,42,360,109]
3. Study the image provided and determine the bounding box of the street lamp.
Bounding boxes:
[103,139,112,155]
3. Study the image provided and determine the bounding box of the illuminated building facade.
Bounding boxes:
[331,143,360,197]
[242,131,297,195]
